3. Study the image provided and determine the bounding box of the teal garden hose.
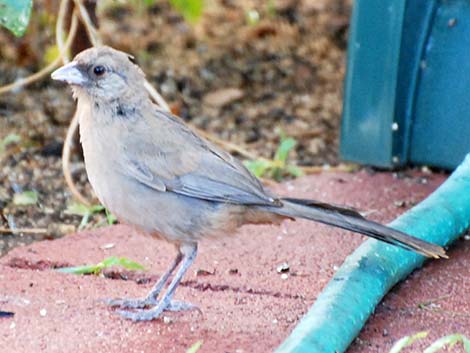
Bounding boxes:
[276,154,470,353]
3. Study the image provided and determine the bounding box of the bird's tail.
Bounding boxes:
[269,198,447,259]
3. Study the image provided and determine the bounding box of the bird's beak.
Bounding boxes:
[51,61,87,86]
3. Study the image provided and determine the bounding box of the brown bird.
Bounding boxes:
[51,46,446,321]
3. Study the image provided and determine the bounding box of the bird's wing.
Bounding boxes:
[121,108,280,206]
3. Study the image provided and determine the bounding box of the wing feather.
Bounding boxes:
[120,108,279,206]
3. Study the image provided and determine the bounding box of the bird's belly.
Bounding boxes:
[79,123,252,243]
[81,139,242,243]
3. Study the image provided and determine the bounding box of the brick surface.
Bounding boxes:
[1,171,468,353]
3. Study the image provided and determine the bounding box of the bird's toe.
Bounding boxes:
[104,297,157,309]
[115,300,197,321]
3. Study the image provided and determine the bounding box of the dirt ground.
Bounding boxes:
[0,0,351,255]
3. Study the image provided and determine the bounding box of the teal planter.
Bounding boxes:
[341,0,470,169]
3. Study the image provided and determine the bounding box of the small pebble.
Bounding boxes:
[39,308,47,317]
[394,200,405,208]
[421,166,431,174]
[163,316,173,324]
[100,243,115,250]
[276,262,290,273]
[281,273,289,280]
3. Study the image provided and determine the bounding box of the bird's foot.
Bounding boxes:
[116,300,198,321]
[104,296,157,309]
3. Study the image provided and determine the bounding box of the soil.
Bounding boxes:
[0,0,351,255]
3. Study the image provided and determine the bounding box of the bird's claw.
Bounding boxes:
[116,300,198,321]
[104,297,157,309]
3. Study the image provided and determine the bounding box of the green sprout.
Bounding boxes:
[423,334,470,353]
[246,9,260,26]
[169,0,204,23]
[135,0,204,22]
[0,133,21,156]
[12,190,38,206]
[186,340,203,353]
[389,332,470,353]
[65,202,117,230]
[244,131,303,181]
[57,256,145,275]
[389,332,429,353]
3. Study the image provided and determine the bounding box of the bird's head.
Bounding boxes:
[51,46,146,103]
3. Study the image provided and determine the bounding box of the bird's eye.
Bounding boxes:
[93,65,106,76]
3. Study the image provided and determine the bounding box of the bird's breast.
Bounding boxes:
[78,104,125,211]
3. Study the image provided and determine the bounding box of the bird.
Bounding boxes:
[51,46,446,321]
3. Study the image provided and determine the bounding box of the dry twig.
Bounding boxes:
[56,0,72,64]
[72,0,101,46]
[0,227,48,235]
[62,112,90,205]
[144,80,171,112]
[195,128,259,160]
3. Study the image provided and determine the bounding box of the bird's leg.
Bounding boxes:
[117,243,197,321]
[106,252,183,309]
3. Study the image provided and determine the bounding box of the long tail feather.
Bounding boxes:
[270,198,447,259]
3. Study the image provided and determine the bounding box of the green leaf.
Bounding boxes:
[186,340,203,353]
[100,256,120,267]
[113,257,146,271]
[57,256,145,275]
[285,165,304,178]
[105,208,117,225]
[244,159,271,178]
[266,0,276,17]
[274,137,297,164]
[65,202,103,217]
[56,264,103,275]
[91,256,146,271]
[0,133,21,155]
[1,133,21,147]
[246,9,260,25]
[43,44,60,66]
[463,335,470,353]
[244,132,301,182]
[0,0,33,37]
[389,332,428,353]
[65,202,106,229]
[143,0,157,6]
[13,190,38,206]
[169,0,204,23]
[424,334,470,353]
[270,165,284,182]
